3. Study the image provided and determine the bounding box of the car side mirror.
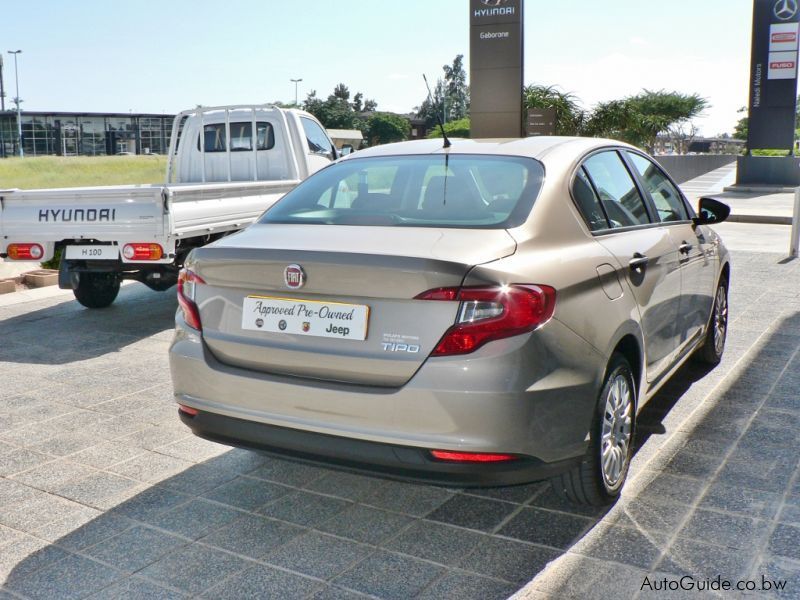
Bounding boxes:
[340,144,354,156]
[693,197,730,226]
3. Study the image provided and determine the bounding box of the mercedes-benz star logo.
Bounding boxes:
[775,0,798,21]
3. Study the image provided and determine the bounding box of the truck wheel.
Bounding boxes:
[73,273,120,308]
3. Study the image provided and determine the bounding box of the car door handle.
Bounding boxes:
[629,253,649,271]
[679,242,693,255]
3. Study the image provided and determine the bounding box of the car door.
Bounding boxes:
[579,150,683,381]
[624,151,716,353]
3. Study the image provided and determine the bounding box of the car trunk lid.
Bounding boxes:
[190,224,516,386]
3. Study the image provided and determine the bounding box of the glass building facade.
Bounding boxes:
[0,111,174,158]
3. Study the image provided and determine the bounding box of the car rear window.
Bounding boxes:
[259,155,545,229]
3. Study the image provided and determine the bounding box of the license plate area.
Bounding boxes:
[242,296,369,340]
[64,245,119,260]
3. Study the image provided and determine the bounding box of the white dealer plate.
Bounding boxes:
[64,245,119,260]
[242,296,369,340]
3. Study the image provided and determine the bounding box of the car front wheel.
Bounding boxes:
[694,278,728,365]
[550,353,636,506]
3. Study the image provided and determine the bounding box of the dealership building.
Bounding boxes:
[0,111,175,158]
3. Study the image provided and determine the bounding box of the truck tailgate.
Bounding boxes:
[0,185,167,245]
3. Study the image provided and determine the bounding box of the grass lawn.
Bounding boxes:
[0,155,168,189]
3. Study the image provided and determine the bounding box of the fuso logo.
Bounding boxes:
[771,61,796,69]
[284,264,305,289]
[772,32,798,42]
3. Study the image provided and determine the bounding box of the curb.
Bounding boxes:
[723,185,797,193]
[727,214,793,225]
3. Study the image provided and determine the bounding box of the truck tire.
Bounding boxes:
[73,273,120,309]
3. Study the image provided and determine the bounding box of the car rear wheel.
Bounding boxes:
[694,278,728,365]
[73,272,120,309]
[550,353,636,506]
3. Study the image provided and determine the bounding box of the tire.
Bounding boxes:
[550,353,636,506]
[73,272,120,309]
[693,278,728,365]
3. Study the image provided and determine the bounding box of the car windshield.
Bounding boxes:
[259,154,545,229]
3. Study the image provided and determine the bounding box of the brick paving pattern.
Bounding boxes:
[0,250,796,599]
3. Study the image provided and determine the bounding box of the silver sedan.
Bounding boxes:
[169,137,730,505]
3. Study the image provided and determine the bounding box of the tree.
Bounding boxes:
[442,54,469,121]
[427,118,470,139]
[333,83,350,102]
[583,90,708,151]
[302,84,378,130]
[416,78,447,129]
[733,107,748,141]
[352,92,363,112]
[522,84,584,135]
[365,113,410,145]
[416,55,470,127]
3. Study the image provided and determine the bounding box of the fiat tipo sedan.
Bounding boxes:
[169,137,730,505]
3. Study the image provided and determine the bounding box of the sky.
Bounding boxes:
[1,0,752,136]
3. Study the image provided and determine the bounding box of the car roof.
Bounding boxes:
[346,136,639,161]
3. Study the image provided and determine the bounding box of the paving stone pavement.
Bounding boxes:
[0,249,797,599]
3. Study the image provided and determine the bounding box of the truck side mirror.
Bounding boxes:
[693,197,730,226]
[340,145,354,156]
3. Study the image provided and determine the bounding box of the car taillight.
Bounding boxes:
[416,284,556,356]
[122,243,163,261]
[430,450,517,462]
[177,269,205,330]
[7,243,44,260]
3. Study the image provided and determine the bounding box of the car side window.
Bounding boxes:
[300,117,334,159]
[572,168,610,231]
[627,153,689,222]
[582,151,652,228]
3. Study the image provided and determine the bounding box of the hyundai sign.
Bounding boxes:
[470,0,524,138]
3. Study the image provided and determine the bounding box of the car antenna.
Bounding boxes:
[423,74,451,149]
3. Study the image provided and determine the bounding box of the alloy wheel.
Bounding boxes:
[713,285,728,356]
[600,373,633,489]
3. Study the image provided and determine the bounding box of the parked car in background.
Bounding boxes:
[0,105,337,308]
[169,136,730,505]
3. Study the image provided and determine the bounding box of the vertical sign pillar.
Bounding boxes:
[747,0,800,151]
[470,0,524,138]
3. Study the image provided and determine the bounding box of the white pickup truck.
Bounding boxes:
[0,105,337,307]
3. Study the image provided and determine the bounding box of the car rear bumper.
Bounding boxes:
[169,312,605,483]
[178,407,581,486]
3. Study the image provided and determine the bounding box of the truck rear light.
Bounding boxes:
[7,243,44,260]
[430,450,517,462]
[122,243,163,261]
[416,285,556,356]
[177,269,205,330]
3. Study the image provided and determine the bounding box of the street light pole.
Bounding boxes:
[290,78,303,107]
[0,55,5,112]
[7,50,22,158]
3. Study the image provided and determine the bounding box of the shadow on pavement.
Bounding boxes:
[0,284,176,365]
[2,263,798,599]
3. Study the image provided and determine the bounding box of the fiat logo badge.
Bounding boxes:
[284,264,305,289]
